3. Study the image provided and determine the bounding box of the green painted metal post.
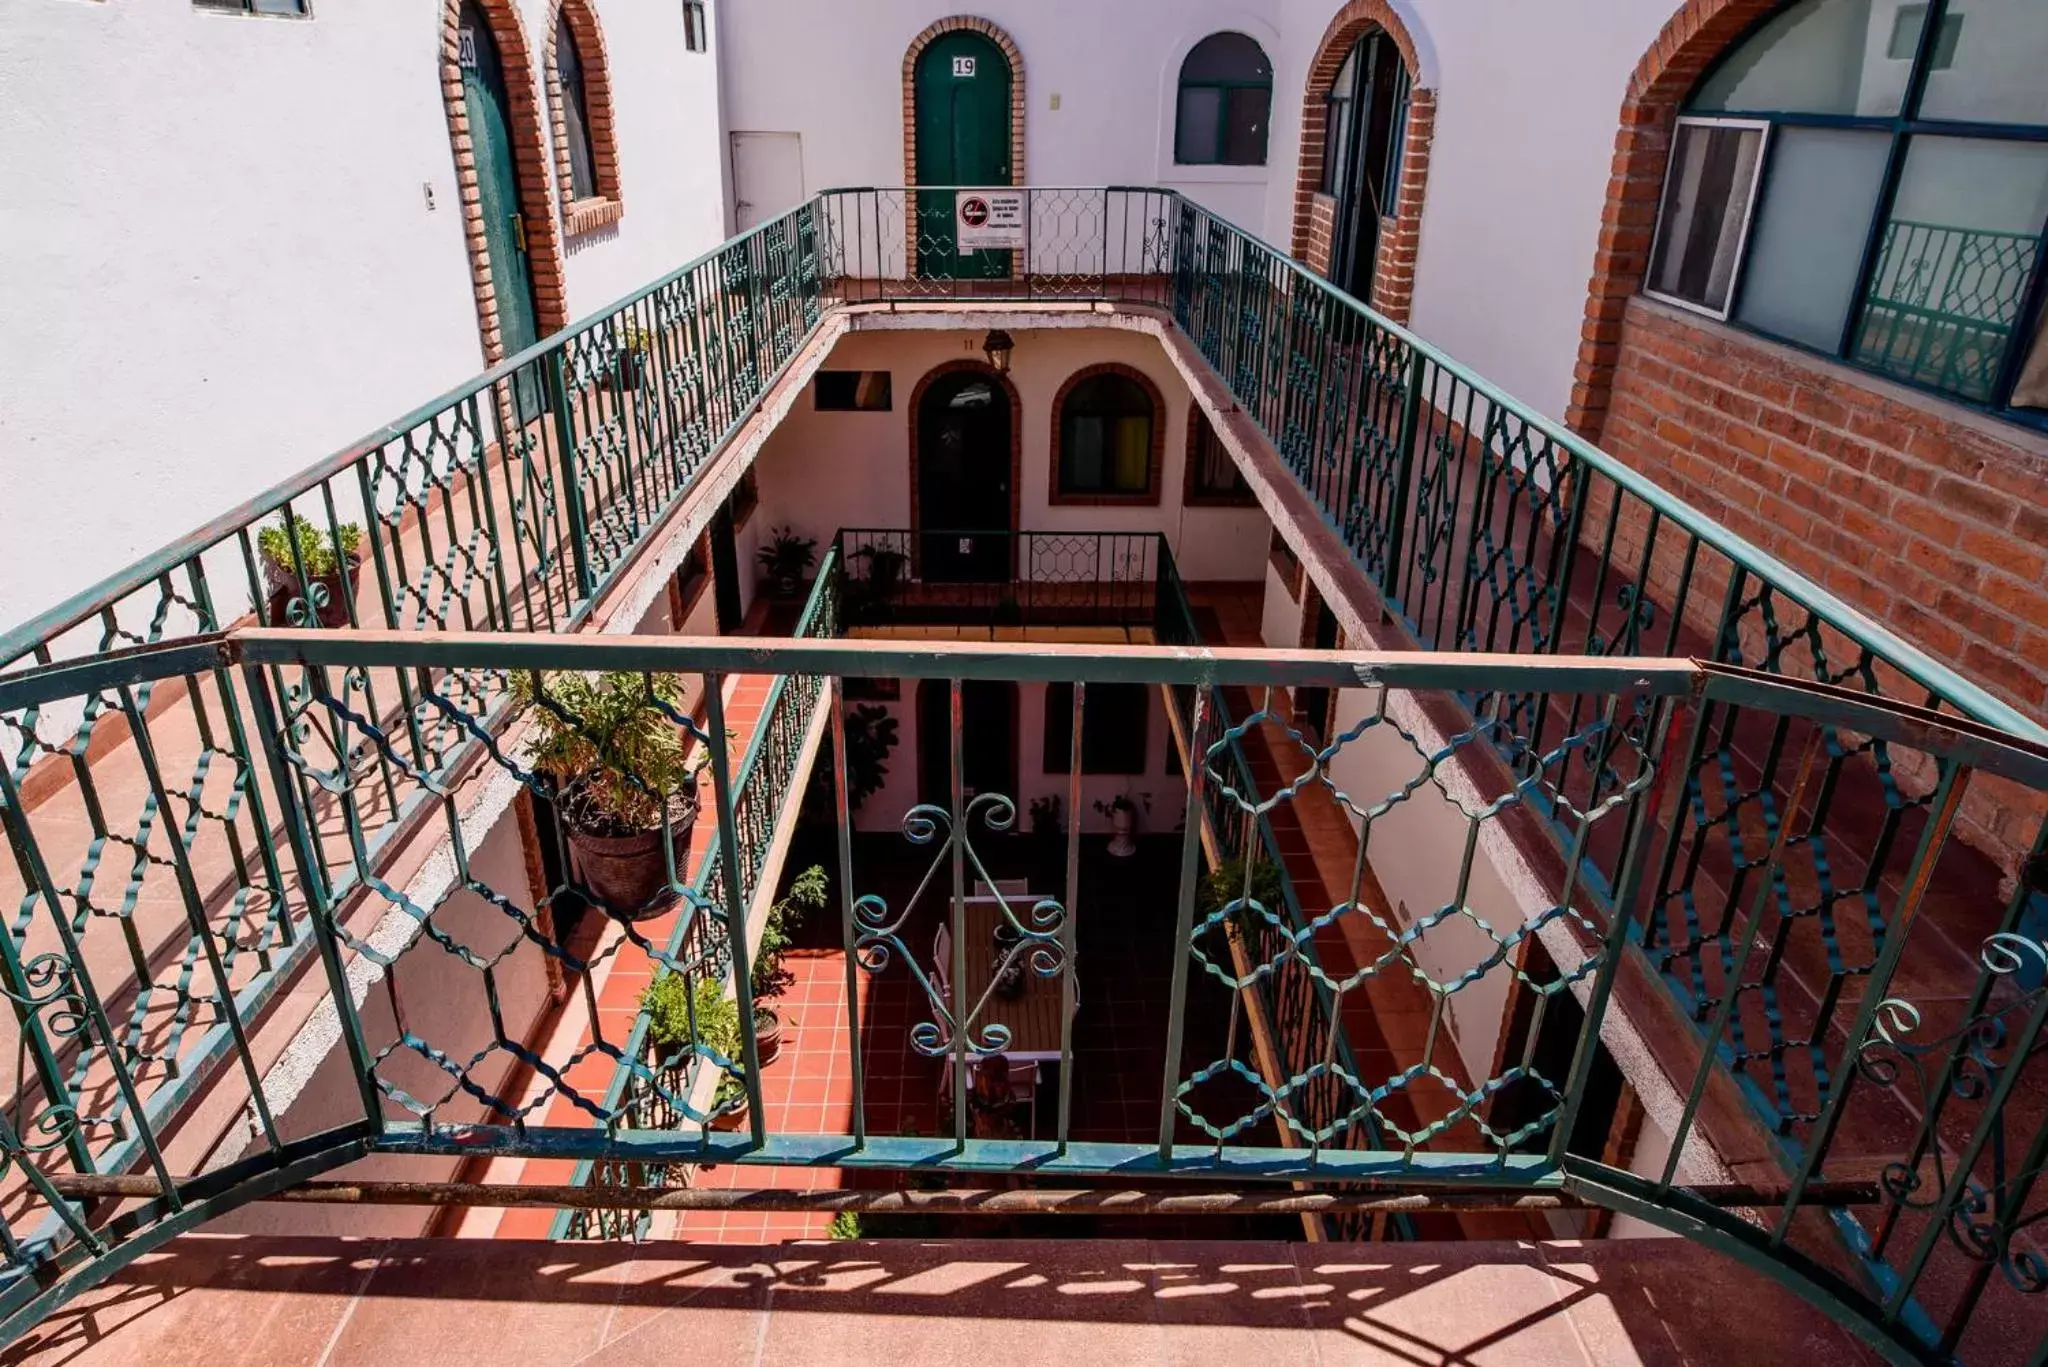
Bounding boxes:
[546,349,596,602]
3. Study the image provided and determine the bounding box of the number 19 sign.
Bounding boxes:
[954,190,1026,252]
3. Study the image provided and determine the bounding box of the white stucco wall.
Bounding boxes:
[748,326,1271,585]
[716,1,1286,236]
[1254,0,1683,425]
[0,0,726,638]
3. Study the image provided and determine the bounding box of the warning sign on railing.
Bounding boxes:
[955,190,1026,251]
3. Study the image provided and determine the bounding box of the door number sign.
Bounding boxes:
[955,190,1025,251]
[952,55,976,77]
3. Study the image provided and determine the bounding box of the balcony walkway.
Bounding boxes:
[1,1231,1880,1366]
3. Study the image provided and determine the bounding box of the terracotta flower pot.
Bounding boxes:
[561,782,700,922]
[710,1089,750,1132]
[263,554,362,629]
[754,1007,783,1067]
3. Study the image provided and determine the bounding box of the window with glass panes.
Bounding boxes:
[1056,371,1157,500]
[1174,33,1272,166]
[1647,0,2048,421]
[194,0,308,13]
[555,14,598,202]
[1185,408,1253,505]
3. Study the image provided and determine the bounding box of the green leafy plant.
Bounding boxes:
[640,974,739,1057]
[752,863,829,999]
[617,320,653,353]
[1197,856,1287,939]
[514,670,705,835]
[842,703,900,812]
[257,512,363,578]
[827,1210,864,1240]
[757,526,817,595]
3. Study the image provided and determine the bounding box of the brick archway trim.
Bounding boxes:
[544,0,625,238]
[1047,362,1167,507]
[1564,0,1778,441]
[1289,1,1437,326]
[901,16,1027,191]
[906,359,1025,560]
[439,0,571,365]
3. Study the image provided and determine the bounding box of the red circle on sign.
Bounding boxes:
[961,197,990,226]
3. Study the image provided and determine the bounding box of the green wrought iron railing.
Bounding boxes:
[1,186,2045,1362]
[833,527,1165,630]
[1,626,2043,1366]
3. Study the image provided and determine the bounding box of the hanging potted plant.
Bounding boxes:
[756,526,817,600]
[612,321,652,393]
[749,864,828,1066]
[641,973,748,1130]
[516,669,709,921]
[257,512,364,629]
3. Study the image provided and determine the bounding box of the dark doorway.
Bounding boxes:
[709,504,742,632]
[912,30,1012,279]
[1492,939,1624,1161]
[917,679,1018,807]
[457,0,545,420]
[915,369,1013,583]
[1297,597,1339,747]
[1320,28,1409,303]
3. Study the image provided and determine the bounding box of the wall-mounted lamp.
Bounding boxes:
[982,329,1015,374]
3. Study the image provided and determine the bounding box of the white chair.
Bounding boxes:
[1007,1058,1041,1136]
[932,921,954,1100]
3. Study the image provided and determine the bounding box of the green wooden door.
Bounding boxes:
[913,31,1011,280]
[459,1,544,418]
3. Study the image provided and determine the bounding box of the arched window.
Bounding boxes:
[1055,367,1160,502]
[1318,28,1410,300]
[555,15,596,200]
[547,1,622,233]
[1647,0,2048,418]
[1175,32,1272,166]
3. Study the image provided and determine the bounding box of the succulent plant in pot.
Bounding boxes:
[517,669,709,922]
[257,512,364,629]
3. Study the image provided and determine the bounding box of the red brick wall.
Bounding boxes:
[1604,298,2048,864]
[439,0,570,363]
[545,0,626,238]
[1287,1,1432,325]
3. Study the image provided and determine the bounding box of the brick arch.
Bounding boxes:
[439,0,570,364]
[1048,361,1168,507]
[906,359,1024,549]
[901,16,1027,190]
[1288,1,1438,325]
[544,0,625,237]
[1564,0,1779,440]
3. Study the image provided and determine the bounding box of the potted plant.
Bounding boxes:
[1197,855,1287,943]
[757,526,817,600]
[847,542,907,623]
[612,321,652,393]
[516,669,708,921]
[1028,795,1064,877]
[1095,793,1142,858]
[842,703,900,812]
[257,512,364,629]
[641,973,749,1130]
[750,863,828,1066]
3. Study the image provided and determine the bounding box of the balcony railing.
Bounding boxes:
[0,188,2044,1362]
[834,527,1166,631]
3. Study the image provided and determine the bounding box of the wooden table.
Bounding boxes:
[957,896,1067,1060]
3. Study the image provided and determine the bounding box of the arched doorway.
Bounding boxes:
[444,0,565,419]
[910,26,1015,279]
[1320,28,1409,302]
[917,679,1019,807]
[912,363,1016,583]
